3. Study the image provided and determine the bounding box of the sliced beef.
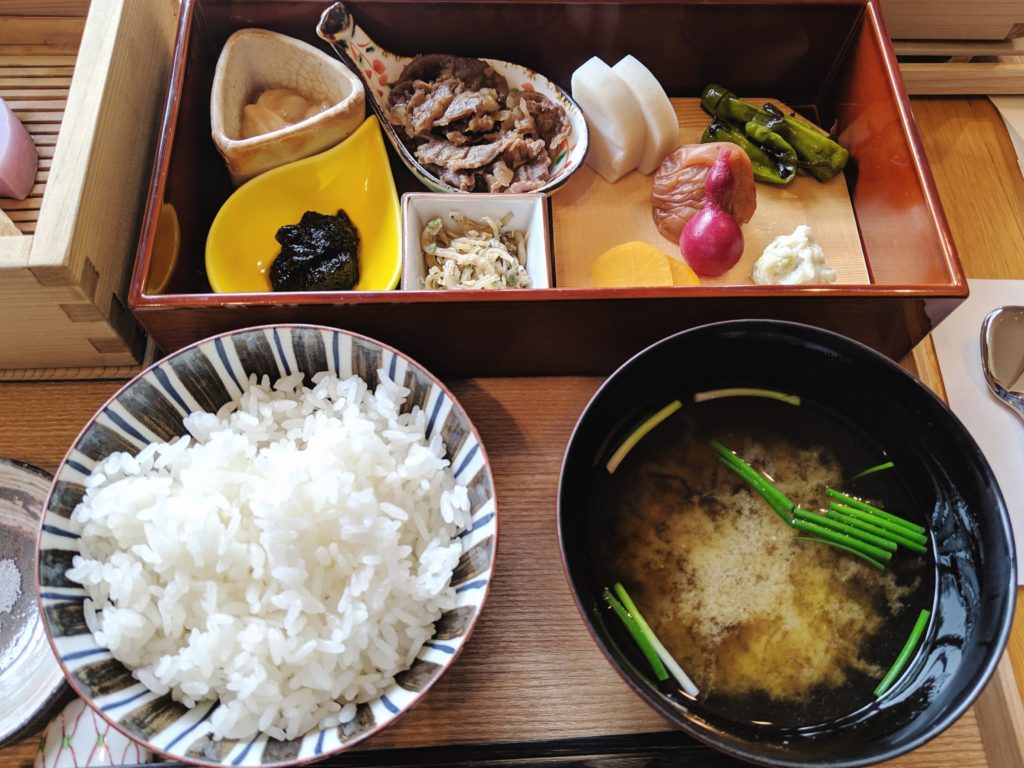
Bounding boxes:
[502,136,547,169]
[439,167,476,192]
[445,129,470,146]
[508,154,552,193]
[466,113,497,133]
[392,55,507,101]
[520,91,571,153]
[484,160,515,192]
[415,134,513,172]
[386,54,569,192]
[390,78,460,139]
[434,89,500,127]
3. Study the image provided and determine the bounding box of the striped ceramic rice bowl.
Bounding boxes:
[37,325,497,767]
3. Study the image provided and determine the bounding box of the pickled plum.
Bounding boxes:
[651,142,756,242]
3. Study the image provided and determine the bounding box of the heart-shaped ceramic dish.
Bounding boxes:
[206,116,401,294]
[315,2,588,195]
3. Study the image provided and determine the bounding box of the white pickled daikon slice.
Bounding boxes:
[570,57,645,183]
[612,55,680,175]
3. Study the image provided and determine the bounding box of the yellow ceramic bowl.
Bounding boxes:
[205,115,401,293]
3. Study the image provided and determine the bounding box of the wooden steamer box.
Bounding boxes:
[0,0,177,378]
[130,0,967,376]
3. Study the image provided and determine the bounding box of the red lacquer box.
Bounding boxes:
[128,0,964,376]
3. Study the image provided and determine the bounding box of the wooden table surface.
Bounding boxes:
[1,97,1023,767]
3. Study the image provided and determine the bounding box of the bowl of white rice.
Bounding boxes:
[36,325,497,766]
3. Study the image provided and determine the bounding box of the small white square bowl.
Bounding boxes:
[401,193,551,290]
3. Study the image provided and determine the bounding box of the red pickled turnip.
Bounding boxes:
[679,152,745,277]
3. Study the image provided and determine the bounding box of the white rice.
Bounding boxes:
[67,370,471,742]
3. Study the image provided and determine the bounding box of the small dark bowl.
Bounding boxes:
[557,320,1016,768]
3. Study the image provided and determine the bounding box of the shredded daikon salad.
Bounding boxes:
[421,212,530,290]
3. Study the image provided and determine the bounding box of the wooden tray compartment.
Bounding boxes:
[553,98,871,288]
[129,0,966,376]
[0,0,177,375]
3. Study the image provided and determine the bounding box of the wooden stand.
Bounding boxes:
[0,0,177,375]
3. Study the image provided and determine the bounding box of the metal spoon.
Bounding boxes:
[981,306,1024,422]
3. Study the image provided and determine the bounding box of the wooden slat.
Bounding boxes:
[975,658,1024,768]
[911,95,1024,767]
[0,364,143,381]
[0,55,77,66]
[4,99,67,110]
[911,98,1024,279]
[0,197,44,211]
[0,67,76,77]
[0,17,85,49]
[4,211,40,223]
[878,0,1023,40]
[0,1,90,16]
[901,62,1024,95]
[895,38,1024,57]
[13,111,66,123]
[0,86,72,96]
[911,337,949,402]
[21,183,46,198]
[0,48,78,60]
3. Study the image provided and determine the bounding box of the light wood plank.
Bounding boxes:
[895,38,1024,57]
[0,1,90,16]
[0,67,75,77]
[4,210,40,221]
[975,657,1024,768]
[901,62,1024,95]
[3,99,67,110]
[911,98,1024,280]
[912,95,1024,768]
[0,55,77,66]
[1,198,44,212]
[12,112,66,123]
[878,0,1023,40]
[0,17,84,48]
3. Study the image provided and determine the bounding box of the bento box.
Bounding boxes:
[128,0,965,377]
[0,0,177,376]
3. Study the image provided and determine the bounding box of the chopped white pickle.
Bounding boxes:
[421,212,530,290]
[752,225,837,285]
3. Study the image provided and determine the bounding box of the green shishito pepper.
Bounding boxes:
[702,120,795,185]
[701,84,850,183]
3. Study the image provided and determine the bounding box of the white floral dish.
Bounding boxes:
[316,3,588,195]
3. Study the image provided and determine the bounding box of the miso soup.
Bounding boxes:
[592,395,934,727]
